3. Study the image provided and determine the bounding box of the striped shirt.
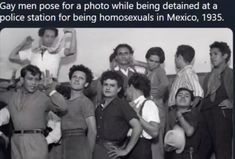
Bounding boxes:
[168,65,204,107]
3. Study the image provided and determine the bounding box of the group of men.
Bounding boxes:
[0,28,233,159]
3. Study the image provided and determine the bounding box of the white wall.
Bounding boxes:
[0,28,233,82]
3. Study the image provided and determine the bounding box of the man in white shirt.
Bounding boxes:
[8,28,76,159]
[9,28,77,79]
[126,73,160,159]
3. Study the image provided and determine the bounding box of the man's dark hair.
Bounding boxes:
[210,41,231,63]
[69,65,93,86]
[175,87,194,101]
[38,28,59,37]
[100,71,124,98]
[128,73,151,98]
[56,83,71,99]
[109,52,116,63]
[113,44,134,56]
[176,45,195,63]
[20,65,41,79]
[100,71,124,88]
[145,47,165,63]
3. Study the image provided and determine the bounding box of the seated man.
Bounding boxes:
[165,88,205,159]
[126,73,160,159]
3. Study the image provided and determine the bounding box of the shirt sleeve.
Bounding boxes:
[0,107,10,126]
[46,121,61,144]
[18,49,32,61]
[121,100,138,122]
[186,70,204,98]
[142,100,160,123]
[47,92,68,116]
[82,99,95,118]
[58,47,66,58]
[183,109,199,130]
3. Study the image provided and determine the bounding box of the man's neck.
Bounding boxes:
[70,89,84,100]
[132,92,143,103]
[103,96,116,108]
[119,64,131,70]
[214,62,227,71]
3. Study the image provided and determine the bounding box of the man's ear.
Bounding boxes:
[117,87,122,93]
[223,54,228,61]
[84,82,89,88]
[20,77,24,84]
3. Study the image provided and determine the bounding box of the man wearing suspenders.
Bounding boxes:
[126,73,160,159]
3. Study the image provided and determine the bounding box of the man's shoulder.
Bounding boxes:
[81,95,94,106]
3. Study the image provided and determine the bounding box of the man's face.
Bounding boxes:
[70,71,88,91]
[102,79,121,98]
[147,55,161,71]
[116,47,132,66]
[126,84,134,102]
[41,29,56,47]
[21,72,40,93]
[174,54,181,69]
[210,48,227,68]
[175,90,192,107]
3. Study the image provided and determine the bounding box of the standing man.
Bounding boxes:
[94,70,142,159]
[126,73,160,159]
[113,44,137,91]
[168,45,204,108]
[201,41,233,159]
[61,65,97,159]
[0,64,68,159]
[9,28,77,79]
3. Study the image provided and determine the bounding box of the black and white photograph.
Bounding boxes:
[0,28,233,159]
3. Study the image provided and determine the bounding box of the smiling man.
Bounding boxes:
[9,28,77,79]
[0,64,68,159]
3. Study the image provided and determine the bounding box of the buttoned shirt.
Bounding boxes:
[114,66,136,91]
[168,65,204,107]
[19,48,65,78]
[95,97,138,142]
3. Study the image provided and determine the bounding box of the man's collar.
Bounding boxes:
[178,65,193,75]
[114,65,135,72]
[133,95,146,105]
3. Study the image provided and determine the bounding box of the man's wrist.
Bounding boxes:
[49,90,57,96]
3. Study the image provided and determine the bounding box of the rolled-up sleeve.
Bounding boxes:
[18,49,32,61]
[48,92,68,116]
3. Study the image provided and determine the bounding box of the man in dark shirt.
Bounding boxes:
[165,87,205,159]
[94,70,142,159]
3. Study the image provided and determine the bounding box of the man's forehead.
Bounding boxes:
[104,79,118,84]
[25,71,40,78]
[117,47,131,53]
[43,29,56,36]
[177,90,191,95]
